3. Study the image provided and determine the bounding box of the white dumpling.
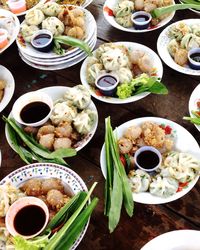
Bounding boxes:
[191,24,200,37]
[87,63,104,85]
[40,2,62,16]
[64,85,91,110]
[114,1,134,18]
[115,15,133,28]
[181,33,200,50]
[113,67,133,83]
[168,22,191,41]
[21,23,39,42]
[73,109,96,135]
[25,9,45,26]
[167,39,180,57]
[128,169,151,193]
[101,47,130,71]
[50,102,77,125]
[149,176,179,197]
[42,17,64,36]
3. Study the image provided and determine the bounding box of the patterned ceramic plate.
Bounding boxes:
[100,117,200,204]
[188,83,200,132]
[0,162,88,250]
[141,230,200,250]
[157,19,200,76]
[6,86,98,154]
[103,0,175,33]
[0,9,20,54]
[80,41,163,104]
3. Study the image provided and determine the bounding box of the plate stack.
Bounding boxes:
[16,7,97,70]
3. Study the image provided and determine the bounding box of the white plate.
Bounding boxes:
[141,230,200,250]
[103,0,175,33]
[19,37,97,70]
[0,162,88,250]
[157,19,200,76]
[0,65,15,112]
[0,9,20,54]
[41,0,93,8]
[179,0,200,16]
[100,117,200,204]
[16,7,96,59]
[6,86,98,153]
[20,32,97,65]
[188,83,200,132]
[80,42,163,104]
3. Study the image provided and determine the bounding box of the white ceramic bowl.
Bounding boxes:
[0,65,15,112]
[12,91,53,127]
[6,196,49,239]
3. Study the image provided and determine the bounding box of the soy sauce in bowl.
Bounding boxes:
[20,101,51,124]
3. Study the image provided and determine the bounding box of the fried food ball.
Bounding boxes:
[24,126,39,135]
[39,133,55,150]
[47,189,65,210]
[138,54,153,73]
[134,0,144,10]
[0,80,6,90]
[66,26,84,39]
[41,178,64,195]
[0,90,4,102]
[174,48,188,66]
[70,8,84,17]
[124,125,142,143]
[118,137,132,154]
[37,125,55,140]
[54,121,73,138]
[21,178,42,196]
[53,138,72,150]
[72,17,85,28]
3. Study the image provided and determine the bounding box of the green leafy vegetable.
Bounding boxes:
[53,36,93,56]
[116,74,168,99]
[151,3,200,18]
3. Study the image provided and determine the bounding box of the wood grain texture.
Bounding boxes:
[0,1,200,249]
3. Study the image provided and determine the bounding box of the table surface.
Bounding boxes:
[0,1,200,249]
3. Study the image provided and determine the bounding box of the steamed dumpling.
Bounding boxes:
[181,33,200,50]
[149,176,179,197]
[87,63,104,85]
[167,39,180,57]
[191,24,200,37]
[128,169,151,193]
[50,102,77,125]
[21,23,39,42]
[168,22,191,41]
[25,9,45,26]
[40,2,62,16]
[42,17,64,36]
[64,85,91,110]
[115,15,132,28]
[114,0,134,18]
[73,109,96,135]
[113,67,133,83]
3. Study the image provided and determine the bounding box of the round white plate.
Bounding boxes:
[0,9,20,54]
[6,86,98,153]
[19,36,96,70]
[20,32,97,65]
[157,19,200,76]
[0,162,88,250]
[179,0,200,16]
[16,7,96,59]
[41,0,93,8]
[189,83,200,132]
[80,41,163,104]
[141,230,200,250]
[103,0,175,33]
[0,65,15,112]
[100,117,200,204]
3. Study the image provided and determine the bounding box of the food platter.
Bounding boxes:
[0,65,15,113]
[188,83,200,132]
[141,230,200,250]
[157,19,200,76]
[80,41,163,104]
[41,0,93,8]
[0,9,20,54]
[100,117,200,204]
[103,0,175,33]
[0,162,89,250]
[179,0,200,16]
[6,86,98,154]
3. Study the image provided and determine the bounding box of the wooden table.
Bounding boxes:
[0,1,200,249]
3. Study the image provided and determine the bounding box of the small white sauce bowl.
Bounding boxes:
[188,48,200,70]
[131,11,152,30]
[12,91,53,127]
[95,73,119,96]
[134,146,162,172]
[6,196,49,239]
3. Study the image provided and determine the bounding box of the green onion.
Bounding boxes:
[151,3,200,18]
[44,182,97,250]
[183,116,200,125]
[53,36,93,56]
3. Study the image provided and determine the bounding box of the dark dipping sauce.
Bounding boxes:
[97,75,117,88]
[137,150,159,170]
[14,205,46,236]
[190,53,200,63]
[32,34,51,47]
[20,101,50,123]
[134,15,149,22]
